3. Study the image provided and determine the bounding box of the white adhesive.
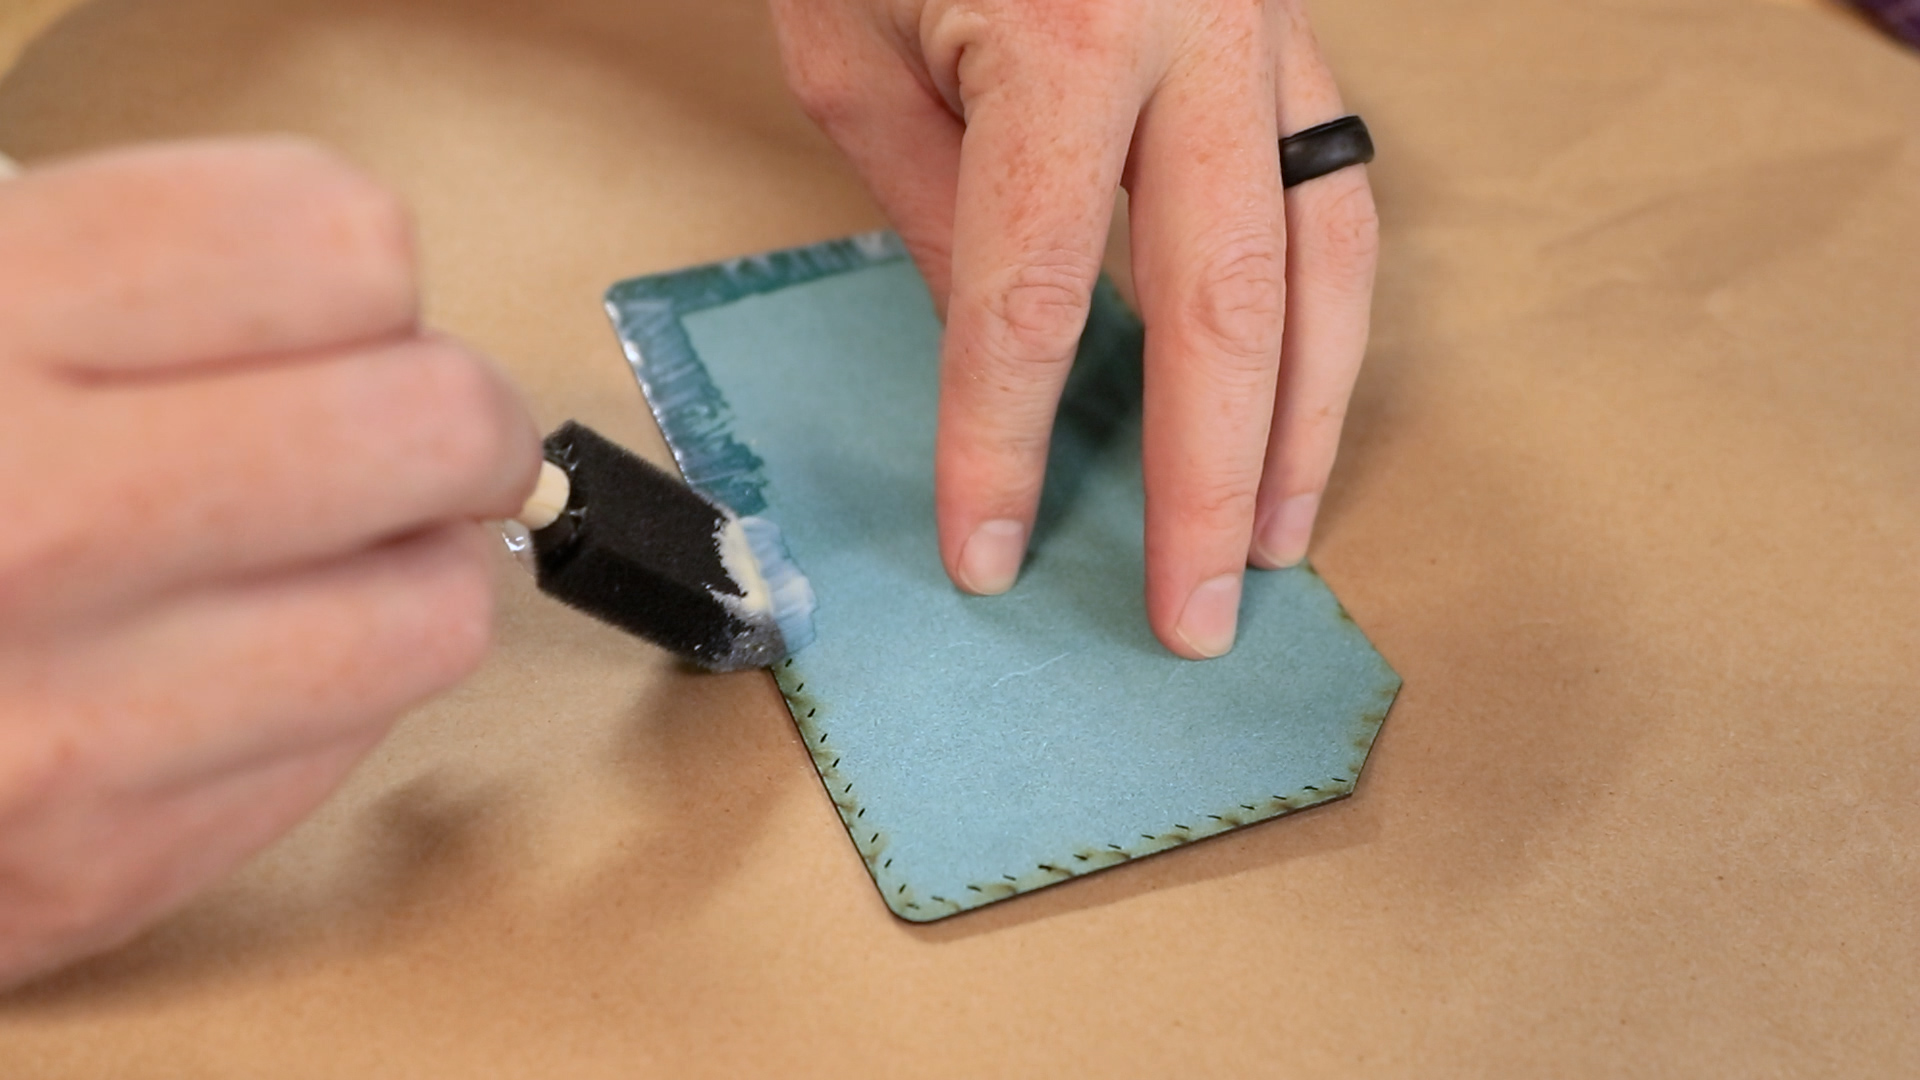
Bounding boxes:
[714,515,774,616]
[739,515,818,654]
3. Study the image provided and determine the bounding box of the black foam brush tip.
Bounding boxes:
[529,421,787,671]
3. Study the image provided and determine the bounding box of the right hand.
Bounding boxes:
[0,139,542,988]
[771,0,1379,660]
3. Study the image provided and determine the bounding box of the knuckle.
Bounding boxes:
[975,257,1099,372]
[1180,477,1261,535]
[1000,0,1138,58]
[0,477,87,618]
[787,75,854,130]
[780,48,864,132]
[413,528,496,684]
[943,426,1051,497]
[0,724,77,830]
[261,139,418,308]
[1303,177,1380,277]
[0,535,48,616]
[1183,230,1286,363]
[321,181,416,303]
[1268,420,1342,496]
[925,4,1143,103]
[407,341,531,505]
[1308,398,1349,432]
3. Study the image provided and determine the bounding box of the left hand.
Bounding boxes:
[0,140,540,987]
[769,0,1379,659]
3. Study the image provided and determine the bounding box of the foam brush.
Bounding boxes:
[506,421,815,671]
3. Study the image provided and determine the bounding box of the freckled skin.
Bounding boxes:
[771,0,1380,655]
[0,140,541,989]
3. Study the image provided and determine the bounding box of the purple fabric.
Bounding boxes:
[1851,0,1920,48]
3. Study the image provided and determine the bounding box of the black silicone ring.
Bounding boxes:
[1280,115,1375,189]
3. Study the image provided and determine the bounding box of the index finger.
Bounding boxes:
[0,138,416,376]
[933,27,1147,595]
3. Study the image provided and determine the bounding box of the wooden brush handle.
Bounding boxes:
[517,460,571,531]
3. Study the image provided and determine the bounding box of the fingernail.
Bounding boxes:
[1255,493,1321,568]
[957,519,1027,595]
[1176,573,1243,659]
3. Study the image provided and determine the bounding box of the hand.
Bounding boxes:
[770,0,1378,658]
[0,140,541,987]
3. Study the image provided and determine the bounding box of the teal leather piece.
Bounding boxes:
[606,234,1400,922]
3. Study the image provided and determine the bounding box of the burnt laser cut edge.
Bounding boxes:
[605,232,1402,922]
[773,654,1398,921]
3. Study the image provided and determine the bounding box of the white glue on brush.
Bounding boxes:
[506,421,816,671]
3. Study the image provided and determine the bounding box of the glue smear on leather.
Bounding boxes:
[728,516,817,654]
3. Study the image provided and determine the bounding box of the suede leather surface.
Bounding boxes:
[609,238,1398,919]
